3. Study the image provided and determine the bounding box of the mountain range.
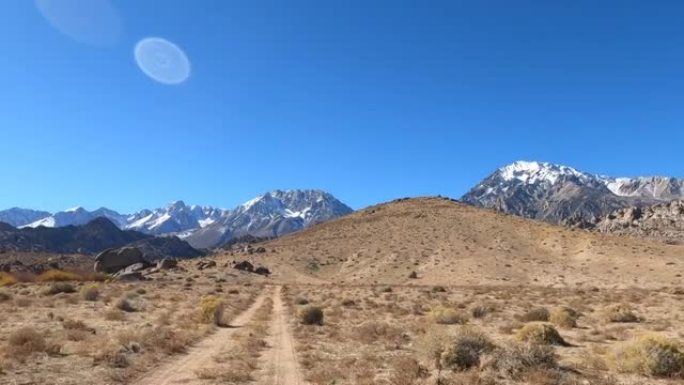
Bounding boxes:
[462,161,684,227]
[0,190,353,249]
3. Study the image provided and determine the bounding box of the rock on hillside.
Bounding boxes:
[595,200,684,243]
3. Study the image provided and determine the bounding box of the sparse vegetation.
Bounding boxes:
[37,270,82,282]
[607,334,684,377]
[8,327,47,356]
[489,342,558,377]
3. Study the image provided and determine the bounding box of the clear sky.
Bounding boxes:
[2,1,684,213]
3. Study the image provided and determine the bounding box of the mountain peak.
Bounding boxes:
[497,161,590,185]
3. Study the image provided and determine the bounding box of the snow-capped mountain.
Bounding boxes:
[0,208,51,227]
[125,201,227,235]
[1,189,353,249]
[462,161,684,226]
[185,190,354,249]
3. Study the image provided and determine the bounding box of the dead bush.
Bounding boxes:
[8,327,47,356]
[441,328,496,371]
[488,342,558,378]
[115,298,137,313]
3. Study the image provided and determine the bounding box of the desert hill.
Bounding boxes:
[251,197,684,288]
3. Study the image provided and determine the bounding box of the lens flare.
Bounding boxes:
[35,0,123,46]
[134,37,191,85]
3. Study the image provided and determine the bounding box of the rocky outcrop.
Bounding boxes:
[94,247,147,274]
[595,200,684,243]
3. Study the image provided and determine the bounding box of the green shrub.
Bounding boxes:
[607,334,684,377]
[299,306,324,325]
[516,323,568,346]
[441,328,496,370]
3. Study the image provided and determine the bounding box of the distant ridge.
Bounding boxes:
[462,160,684,226]
[0,189,353,249]
[0,217,202,258]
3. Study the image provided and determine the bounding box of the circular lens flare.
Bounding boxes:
[134,37,191,85]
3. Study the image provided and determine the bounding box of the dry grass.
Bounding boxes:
[602,304,640,323]
[606,334,684,377]
[80,284,100,301]
[431,306,469,325]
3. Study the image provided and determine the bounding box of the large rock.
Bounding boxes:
[94,247,146,274]
[233,260,254,273]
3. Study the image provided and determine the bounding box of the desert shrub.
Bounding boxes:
[0,273,17,287]
[8,327,46,355]
[549,307,578,329]
[199,296,225,325]
[105,309,126,321]
[37,270,82,282]
[299,306,324,325]
[354,321,404,345]
[431,306,469,325]
[43,282,76,295]
[341,298,356,307]
[440,328,496,371]
[140,326,188,354]
[0,290,12,302]
[80,284,100,301]
[115,298,137,313]
[606,334,684,377]
[489,342,558,377]
[516,323,568,346]
[471,304,493,319]
[519,307,550,322]
[603,304,639,323]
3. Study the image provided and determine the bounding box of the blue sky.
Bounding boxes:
[2,1,684,213]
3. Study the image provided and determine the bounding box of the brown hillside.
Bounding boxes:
[253,197,684,288]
